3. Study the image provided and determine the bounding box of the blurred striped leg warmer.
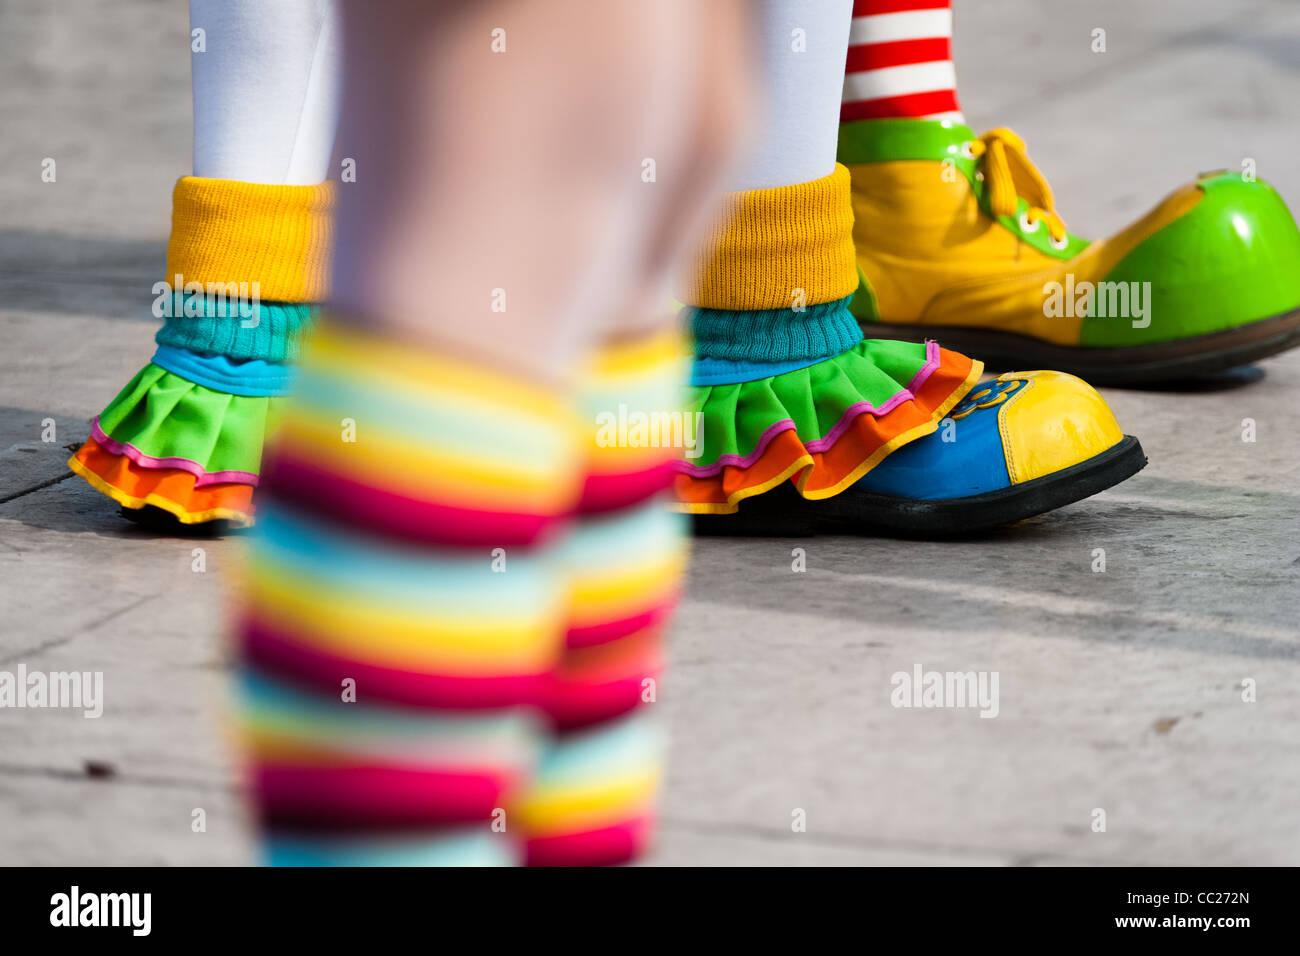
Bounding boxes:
[234,320,583,865]
[520,328,690,866]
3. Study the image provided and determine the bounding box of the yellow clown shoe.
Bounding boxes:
[839,119,1300,386]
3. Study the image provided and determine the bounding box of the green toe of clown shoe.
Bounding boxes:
[1084,172,1300,348]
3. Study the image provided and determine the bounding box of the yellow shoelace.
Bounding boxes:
[965,128,1069,244]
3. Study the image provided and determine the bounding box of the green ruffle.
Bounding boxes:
[96,364,279,477]
[686,338,932,468]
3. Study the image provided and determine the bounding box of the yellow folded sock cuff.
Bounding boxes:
[165,176,335,303]
[681,164,857,311]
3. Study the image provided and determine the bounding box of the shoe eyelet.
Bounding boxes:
[1050,234,1069,251]
[1019,212,1040,233]
[960,141,977,160]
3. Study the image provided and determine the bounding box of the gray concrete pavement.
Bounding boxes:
[2,0,1298,866]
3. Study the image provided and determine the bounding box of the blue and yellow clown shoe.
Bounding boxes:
[695,369,1146,537]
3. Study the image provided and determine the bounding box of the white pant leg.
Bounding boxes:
[189,0,341,185]
[730,0,853,191]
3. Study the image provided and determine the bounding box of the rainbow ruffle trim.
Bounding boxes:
[70,362,280,526]
[673,338,981,514]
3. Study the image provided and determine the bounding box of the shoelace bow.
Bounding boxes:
[966,127,1069,244]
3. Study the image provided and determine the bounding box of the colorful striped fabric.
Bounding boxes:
[242,505,570,712]
[241,667,544,830]
[841,0,964,123]
[574,327,689,513]
[237,324,578,861]
[530,326,686,865]
[520,710,663,867]
[259,323,583,547]
[520,501,681,865]
[236,320,687,867]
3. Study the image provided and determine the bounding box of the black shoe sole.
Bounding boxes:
[859,307,1300,388]
[692,435,1147,539]
[119,505,231,537]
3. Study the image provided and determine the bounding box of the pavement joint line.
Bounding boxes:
[0,636,77,667]
[1093,492,1263,516]
[656,817,1142,866]
[83,593,156,628]
[0,762,234,792]
[809,571,1300,644]
[0,593,157,666]
[0,470,74,505]
[686,595,1300,662]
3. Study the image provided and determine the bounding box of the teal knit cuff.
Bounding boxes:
[687,295,862,362]
[153,293,314,363]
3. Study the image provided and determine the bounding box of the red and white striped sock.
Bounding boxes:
[840,0,963,124]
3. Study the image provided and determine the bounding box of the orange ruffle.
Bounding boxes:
[70,433,256,525]
[674,350,982,514]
